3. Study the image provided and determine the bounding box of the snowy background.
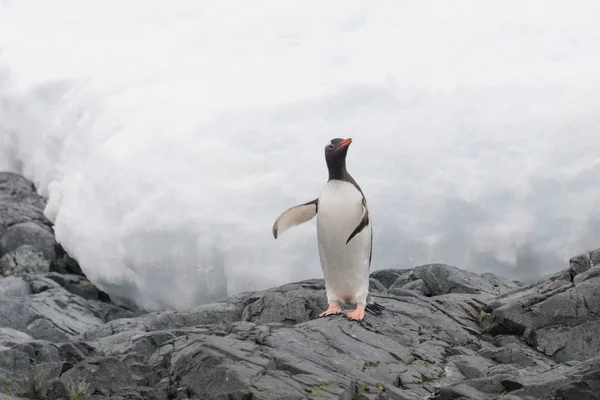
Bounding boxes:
[1,0,599,310]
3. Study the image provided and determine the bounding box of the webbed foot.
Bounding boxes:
[345,303,365,321]
[319,301,342,317]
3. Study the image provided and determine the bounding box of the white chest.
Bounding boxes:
[317,180,364,239]
[315,179,371,303]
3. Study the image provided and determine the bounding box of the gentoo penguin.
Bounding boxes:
[272,138,384,321]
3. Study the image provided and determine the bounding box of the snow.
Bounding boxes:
[1,0,599,310]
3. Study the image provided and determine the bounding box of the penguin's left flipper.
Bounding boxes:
[346,198,369,244]
[272,199,318,239]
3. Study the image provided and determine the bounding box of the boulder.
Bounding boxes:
[0,274,137,342]
[0,245,50,277]
[387,263,521,297]
[487,249,600,362]
[0,221,56,261]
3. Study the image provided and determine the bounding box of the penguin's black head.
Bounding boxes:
[325,137,351,157]
[324,138,352,180]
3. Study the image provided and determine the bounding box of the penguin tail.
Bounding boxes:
[365,297,385,315]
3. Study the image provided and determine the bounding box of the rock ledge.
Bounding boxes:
[1,172,598,400]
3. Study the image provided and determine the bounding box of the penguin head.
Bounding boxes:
[325,137,351,157]
[324,138,352,171]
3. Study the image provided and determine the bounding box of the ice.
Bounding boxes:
[0,0,599,310]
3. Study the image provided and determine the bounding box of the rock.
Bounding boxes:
[0,221,56,261]
[0,244,50,277]
[0,172,82,277]
[44,272,112,302]
[0,172,45,207]
[33,361,73,399]
[391,278,431,296]
[388,263,521,298]
[569,247,600,278]
[485,364,520,377]
[49,243,84,276]
[0,276,32,298]
[1,172,600,400]
[71,274,499,400]
[487,250,600,362]
[0,395,23,400]
[370,269,408,288]
[478,344,546,368]
[80,291,249,341]
[369,277,387,293]
[0,327,34,344]
[0,174,139,348]
[1,251,599,400]
[555,381,600,400]
[38,248,600,399]
[59,356,141,398]
[0,172,49,250]
[0,274,138,342]
[451,355,495,379]
[241,279,327,324]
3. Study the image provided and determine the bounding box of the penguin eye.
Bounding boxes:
[327,144,335,151]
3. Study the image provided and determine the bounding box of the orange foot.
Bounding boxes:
[319,301,342,318]
[345,303,365,321]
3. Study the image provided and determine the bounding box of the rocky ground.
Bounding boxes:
[0,171,599,400]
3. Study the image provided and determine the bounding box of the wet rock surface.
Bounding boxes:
[1,172,599,400]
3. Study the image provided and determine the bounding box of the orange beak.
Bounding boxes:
[339,138,352,147]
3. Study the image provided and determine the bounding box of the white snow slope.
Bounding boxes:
[1,0,599,310]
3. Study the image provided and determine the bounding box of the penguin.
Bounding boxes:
[272,138,384,321]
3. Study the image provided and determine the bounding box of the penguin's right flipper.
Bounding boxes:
[365,295,385,315]
[272,199,318,239]
[365,302,385,315]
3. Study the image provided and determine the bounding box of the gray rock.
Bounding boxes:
[0,394,23,400]
[451,355,496,379]
[437,347,600,399]
[0,276,32,298]
[394,278,431,296]
[569,247,600,277]
[486,364,520,377]
[59,356,143,398]
[241,279,327,324]
[555,381,600,400]
[0,275,137,341]
[0,221,56,260]
[59,249,598,400]
[388,263,521,298]
[488,252,600,362]
[1,173,600,400]
[0,244,50,277]
[49,243,84,276]
[0,327,34,344]
[370,269,409,288]
[33,361,72,399]
[68,277,496,400]
[0,255,598,400]
[0,172,45,208]
[80,292,249,341]
[44,272,112,302]
[369,277,387,293]
[0,173,49,256]
[478,344,548,368]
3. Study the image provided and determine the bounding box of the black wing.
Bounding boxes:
[345,198,369,245]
